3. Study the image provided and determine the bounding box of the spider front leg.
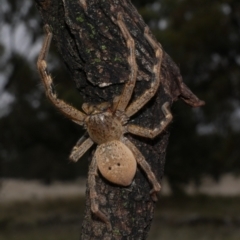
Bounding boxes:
[125,27,163,117]
[123,138,161,201]
[127,102,172,139]
[37,25,86,125]
[69,132,94,162]
[88,154,111,230]
[114,13,138,112]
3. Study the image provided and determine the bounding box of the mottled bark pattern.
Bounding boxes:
[35,0,204,239]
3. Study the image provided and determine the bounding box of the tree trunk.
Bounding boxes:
[35,0,204,239]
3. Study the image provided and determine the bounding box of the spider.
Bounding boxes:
[37,13,172,226]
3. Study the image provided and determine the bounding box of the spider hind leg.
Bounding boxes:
[88,155,112,230]
[123,138,161,201]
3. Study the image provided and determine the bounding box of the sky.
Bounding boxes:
[0,0,43,118]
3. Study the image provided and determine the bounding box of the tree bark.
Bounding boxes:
[35,0,204,239]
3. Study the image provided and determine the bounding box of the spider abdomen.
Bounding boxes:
[95,140,136,186]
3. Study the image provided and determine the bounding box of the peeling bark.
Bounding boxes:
[35,0,204,239]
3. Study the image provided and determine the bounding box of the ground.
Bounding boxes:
[1,174,240,203]
[1,175,240,240]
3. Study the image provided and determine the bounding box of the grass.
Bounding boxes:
[0,197,85,230]
[149,223,240,240]
[0,195,240,240]
[156,195,240,219]
[0,226,80,240]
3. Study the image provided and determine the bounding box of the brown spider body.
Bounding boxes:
[37,13,173,227]
[96,140,136,186]
[83,104,136,185]
[84,107,124,145]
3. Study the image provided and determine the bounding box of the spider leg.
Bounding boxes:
[125,27,163,117]
[114,13,138,112]
[123,137,161,201]
[88,154,112,230]
[37,25,86,125]
[127,102,172,139]
[69,133,94,162]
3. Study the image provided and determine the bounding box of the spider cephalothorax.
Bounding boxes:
[82,102,125,145]
[37,13,172,227]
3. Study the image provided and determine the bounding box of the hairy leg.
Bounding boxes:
[37,25,86,125]
[126,27,163,117]
[123,137,161,201]
[88,154,111,230]
[69,133,94,162]
[127,102,172,139]
[114,13,138,112]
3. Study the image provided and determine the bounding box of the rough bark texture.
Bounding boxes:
[35,0,204,239]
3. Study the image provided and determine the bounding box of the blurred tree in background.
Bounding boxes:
[0,0,87,182]
[137,0,240,192]
[0,0,239,191]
